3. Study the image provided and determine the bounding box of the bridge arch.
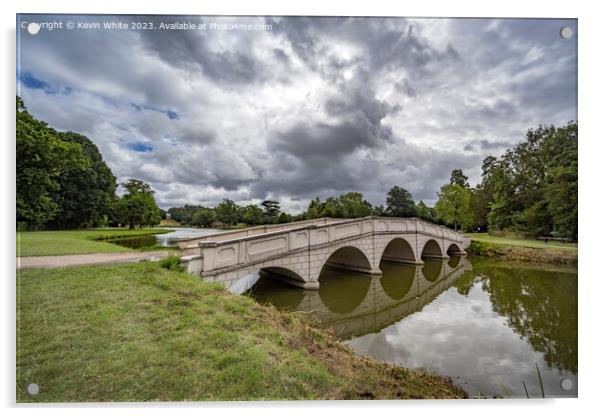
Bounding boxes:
[379,237,417,265]
[420,239,444,260]
[319,246,374,277]
[446,243,463,256]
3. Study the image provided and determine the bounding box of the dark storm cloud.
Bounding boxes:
[136,15,273,86]
[17,15,577,211]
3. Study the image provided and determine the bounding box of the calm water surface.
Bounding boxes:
[109,227,222,248]
[248,257,577,398]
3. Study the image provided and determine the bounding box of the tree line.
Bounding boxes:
[17,97,163,230]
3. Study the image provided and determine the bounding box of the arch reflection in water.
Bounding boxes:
[379,262,416,300]
[447,255,461,268]
[422,259,444,282]
[318,266,372,314]
[247,271,306,310]
[249,255,470,340]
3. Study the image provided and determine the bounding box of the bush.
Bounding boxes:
[159,255,185,272]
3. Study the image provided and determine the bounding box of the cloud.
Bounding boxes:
[17,15,577,211]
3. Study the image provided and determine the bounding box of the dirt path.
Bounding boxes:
[17,250,178,269]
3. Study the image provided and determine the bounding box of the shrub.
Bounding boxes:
[159,255,185,272]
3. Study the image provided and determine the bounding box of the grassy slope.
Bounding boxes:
[17,228,170,257]
[464,233,577,252]
[17,263,466,402]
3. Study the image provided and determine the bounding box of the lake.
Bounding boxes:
[108,227,222,249]
[247,256,577,398]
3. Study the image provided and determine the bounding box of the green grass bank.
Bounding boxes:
[17,262,466,401]
[17,228,171,257]
[465,233,577,265]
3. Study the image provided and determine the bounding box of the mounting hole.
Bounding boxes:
[560,26,573,39]
[560,377,573,391]
[26,383,39,395]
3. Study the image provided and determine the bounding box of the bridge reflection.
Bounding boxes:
[250,256,472,340]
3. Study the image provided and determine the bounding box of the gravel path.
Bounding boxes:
[17,250,178,269]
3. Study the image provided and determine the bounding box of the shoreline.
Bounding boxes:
[466,240,577,266]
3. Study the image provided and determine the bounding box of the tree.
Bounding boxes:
[215,199,239,226]
[278,212,292,223]
[190,207,216,228]
[434,183,472,230]
[115,179,162,229]
[385,186,416,217]
[260,200,281,220]
[167,205,204,225]
[482,123,577,239]
[450,169,469,188]
[335,192,372,218]
[304,193,372,219]
[416,201,434,222]
[241,204,265,225]
[542,122,577,240]
[48,131,117,229]
[372,205,386,216]
[16,97,88,229]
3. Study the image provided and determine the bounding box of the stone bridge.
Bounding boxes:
[178,216,470,289]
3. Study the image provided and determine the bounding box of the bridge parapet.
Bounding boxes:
[180,216,469,288]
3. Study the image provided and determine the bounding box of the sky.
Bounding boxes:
[16,15,577,213]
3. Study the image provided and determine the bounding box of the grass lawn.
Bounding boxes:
[16,262,466,401]
[17,228,171,257]
[465,233,577,252]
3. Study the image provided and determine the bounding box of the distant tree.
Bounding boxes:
[261,200,281,220]
[385,186,416,217]
[159,208,167,220]
[115,179,162,229]
[241,204,265,225]
[434,183,472,230]
[190,207,216,228]
[450,169,470,188]
[215,199,239,226]
[415,200,434,222]
[335,192,372,218]
[167,204,204,225]
[278,212,292,223]
[372,205,386,216]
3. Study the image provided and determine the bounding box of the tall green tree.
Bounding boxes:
[215,199,240,226]
[385,186,416,217]
[114,179,162,229]
[241,204,265,225]
[190,207,216,228]
[260,200,281,220]
[16,97,88,229]
[434,183,472,230]
[484,123,577,239]
[49,131,117,228]
[450,169,469,188]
